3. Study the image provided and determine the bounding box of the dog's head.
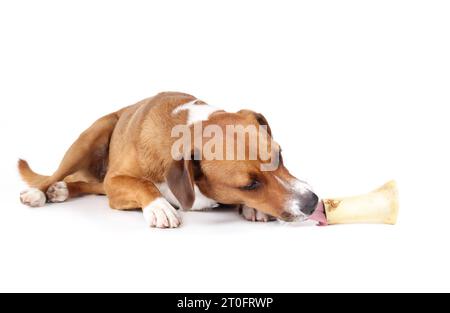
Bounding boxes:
[166,109,319,222]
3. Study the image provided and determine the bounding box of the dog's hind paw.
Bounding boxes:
[241,206,275,222]
[46,182,69,203]
[20,188,46,207]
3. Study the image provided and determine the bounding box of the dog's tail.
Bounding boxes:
[18,159,50,189]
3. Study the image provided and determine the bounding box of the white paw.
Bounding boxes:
[241,206,275,222]
[46,182,69,203]
[143,198,181,229]
[20,188,46,207]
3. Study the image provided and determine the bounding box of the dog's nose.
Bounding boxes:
[300,193,319,216]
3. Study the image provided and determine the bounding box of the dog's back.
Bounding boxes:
[18,92,197,207]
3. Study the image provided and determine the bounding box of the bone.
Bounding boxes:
[317,180,399,225]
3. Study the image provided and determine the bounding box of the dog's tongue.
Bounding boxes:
[308,200,328,226]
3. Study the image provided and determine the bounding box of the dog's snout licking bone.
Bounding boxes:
[18,92,317,228]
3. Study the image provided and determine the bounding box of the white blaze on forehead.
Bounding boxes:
[172,100,221,125]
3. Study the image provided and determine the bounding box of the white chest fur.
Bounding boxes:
[156,182,219,211]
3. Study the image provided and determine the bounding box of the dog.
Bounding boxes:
[19,92,319,228]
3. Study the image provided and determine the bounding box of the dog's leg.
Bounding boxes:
[40,114,117,191]
[67,182,105,198]
[104,175,181,228]
[19,114,118,207]
[20,181,105,206]
[240,205,276,222]
[46,181,105,203]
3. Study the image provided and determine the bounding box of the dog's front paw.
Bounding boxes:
[143,198,181,228]
[46,182,69,203]
[241,206,275,222]
[20,188,46,207]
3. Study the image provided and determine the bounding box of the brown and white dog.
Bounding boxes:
[19,92,318,228]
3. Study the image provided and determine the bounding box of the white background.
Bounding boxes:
[1,0,449,292]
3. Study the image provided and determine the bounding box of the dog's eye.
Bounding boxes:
[240,180,261,191]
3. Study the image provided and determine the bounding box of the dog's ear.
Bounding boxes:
[238,110,272,137]
[166,154,202,210]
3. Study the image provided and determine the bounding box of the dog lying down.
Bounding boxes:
[19,92,320,228]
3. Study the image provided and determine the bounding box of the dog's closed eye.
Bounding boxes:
[240,180,261,191]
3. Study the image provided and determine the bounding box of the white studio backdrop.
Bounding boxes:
[0,1,449,292]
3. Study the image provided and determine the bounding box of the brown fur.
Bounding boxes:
[19,92,300,220]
